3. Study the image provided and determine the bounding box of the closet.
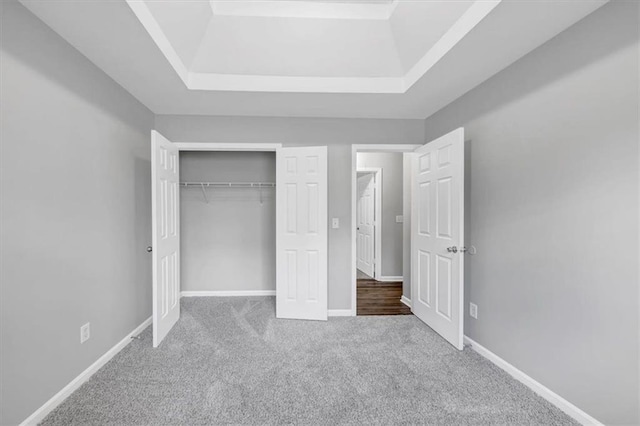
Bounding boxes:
[179,151,276,295]
[150,132,329,347]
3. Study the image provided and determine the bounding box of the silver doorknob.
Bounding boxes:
[447,246,458,253]
[146,246,153,253]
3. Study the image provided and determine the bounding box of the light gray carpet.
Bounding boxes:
[42,297,576,425]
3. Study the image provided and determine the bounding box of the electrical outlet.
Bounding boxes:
[80,323,90,344]
[331,218,340,229]
[469,303,478,319]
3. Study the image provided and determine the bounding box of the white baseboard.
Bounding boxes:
[377,276,403,282]
[400,295,411,308]
[328,309,354,317]
[181,290,276,297]
[20,317,152,426]
[463,336,603,426]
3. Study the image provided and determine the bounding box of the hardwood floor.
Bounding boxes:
[357,277,412,316]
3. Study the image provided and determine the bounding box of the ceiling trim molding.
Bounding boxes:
[404,0,501,90]
[209,0,398,20]
[126,0,501,94]
[188,72,405,93]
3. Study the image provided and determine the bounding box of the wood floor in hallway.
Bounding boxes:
[356,275,412,316]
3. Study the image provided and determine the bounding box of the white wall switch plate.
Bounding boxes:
[80,322,90,343]
[396,215,404,223]
[332,218,340,229]
[470,303,478,319]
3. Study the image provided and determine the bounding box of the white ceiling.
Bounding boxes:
[19,0,607,119]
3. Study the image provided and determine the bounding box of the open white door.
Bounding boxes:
[151,130,180,347]
[411,128,464,350]
[356,173,375,278]
[276,146,328,321]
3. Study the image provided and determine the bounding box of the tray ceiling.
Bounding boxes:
[127,0,495,93]
[18,0,609,118]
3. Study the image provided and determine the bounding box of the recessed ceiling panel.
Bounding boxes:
[127,0,500,93]
[192,16,403,77]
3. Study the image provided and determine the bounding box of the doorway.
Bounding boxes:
[353,148,418,316]
[351,130,466,349]
[355,156,409,315]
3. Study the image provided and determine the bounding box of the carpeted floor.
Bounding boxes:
[42,297,576,425]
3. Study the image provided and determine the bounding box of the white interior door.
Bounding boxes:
[411,128,464,350]
[356,173,375,278]
[276,146,328,321]
[151,130,180,347]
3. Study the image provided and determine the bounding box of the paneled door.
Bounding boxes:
[356,173,375,278]
[411,128,465,350]
[151,130,180,347]
[276,146,328,321]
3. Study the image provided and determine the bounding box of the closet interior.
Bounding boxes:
[179,151,276,294]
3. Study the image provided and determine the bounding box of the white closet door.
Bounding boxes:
[151,130,180,347]
[411,128,464,350]
[276,146,328,321]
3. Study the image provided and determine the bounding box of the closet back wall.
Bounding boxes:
[180,152,276,293]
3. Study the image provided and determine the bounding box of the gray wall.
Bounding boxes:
[180,152,276,292]
[155,115,426,310]
[423,2,639,424]
[357,152,404,278]
[0,2,155,425]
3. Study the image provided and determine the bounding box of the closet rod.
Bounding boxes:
[180,182,275,188]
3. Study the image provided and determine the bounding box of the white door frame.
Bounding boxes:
[169,142,282,297]
[356,167,382,279]
[174,142,282,152]
[351,144,422,316]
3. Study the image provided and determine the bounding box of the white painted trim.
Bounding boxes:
[188,73,405,94]
[464,336,604,426]
[357,167,382,280]
[400,295,411,308]
[19,317,152,426]
[378,276,403,282]
[328,309,355,317]
[175,142,282,152]
[404,1,502,91]
[210,0,397,20]
[351,144,421,316]
[353,144,423,153]
[181,290,276,297]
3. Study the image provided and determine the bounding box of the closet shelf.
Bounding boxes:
[180,182,275,204]
[180,182,275,188]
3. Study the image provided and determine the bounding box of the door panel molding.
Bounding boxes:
[411,128,464,350]
[152,130,181,347]
[276,146,328,321]
[356,168,380,278]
